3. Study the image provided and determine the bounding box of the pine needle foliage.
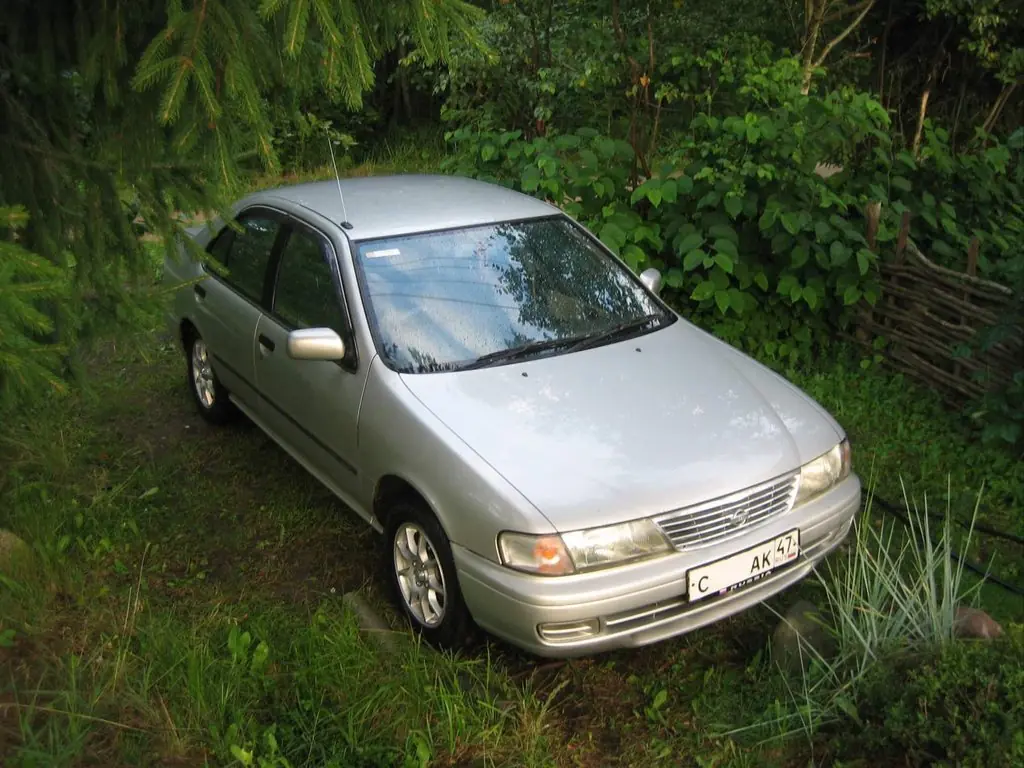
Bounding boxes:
[0,206,70,405]
[0,0,482,408]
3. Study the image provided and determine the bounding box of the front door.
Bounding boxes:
[252,219,368,500]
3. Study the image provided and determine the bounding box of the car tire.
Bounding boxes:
[385,501,474,649]
[185,331,236,425]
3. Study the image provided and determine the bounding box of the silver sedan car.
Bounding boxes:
[165,174,860,657]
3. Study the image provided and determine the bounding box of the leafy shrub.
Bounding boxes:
[967,280,1024,450]
[425,1,797,139]
[445,57,891,365]
[882,126,1024,283]
[844,623,1024,766]
[268,109,359,172]
[646,59,891,359]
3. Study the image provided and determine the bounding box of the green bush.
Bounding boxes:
[883,125,1024,284]
[846,624,1024,766]
[444,57,891,365]
[425,1,797,139]
[967,279,1024,450]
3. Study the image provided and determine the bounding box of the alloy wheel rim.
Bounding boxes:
[191,339,216,409]
[393,522,447,627]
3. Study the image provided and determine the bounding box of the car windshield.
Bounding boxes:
[355,216,670,373]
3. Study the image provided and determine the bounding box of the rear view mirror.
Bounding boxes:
[639,268,663,296]
[287,328,346,362]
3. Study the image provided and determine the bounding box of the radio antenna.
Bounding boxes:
[326,130,353,230]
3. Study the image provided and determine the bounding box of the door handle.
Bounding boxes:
[194,283,206,299]
[257,334,276,353]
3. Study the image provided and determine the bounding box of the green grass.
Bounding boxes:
[2,327,1021,766]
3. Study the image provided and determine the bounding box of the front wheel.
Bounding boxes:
[186,332,236,424]
[385,502,473,649]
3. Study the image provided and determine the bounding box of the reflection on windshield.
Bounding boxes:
[356,216,666,373]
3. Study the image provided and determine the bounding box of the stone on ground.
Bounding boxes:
[0,529,31,573]
[771,599,836,672]
[342,590,400,653]
[953,605,1004,639]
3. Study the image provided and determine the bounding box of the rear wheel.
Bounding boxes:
[385,501,473,649]
[185,331,236,424]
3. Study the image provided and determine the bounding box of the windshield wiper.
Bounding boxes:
[458,313,667,371]
[461,336,584,370]
[569,313,666,353]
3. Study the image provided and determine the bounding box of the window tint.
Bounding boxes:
[224,215,279,302]
[273,228,348,337]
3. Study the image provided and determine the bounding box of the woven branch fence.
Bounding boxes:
[854,209,1022,404]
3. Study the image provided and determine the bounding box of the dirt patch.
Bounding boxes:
[553,661,644,758]
[220,518,376,605]
[63,341,381,613]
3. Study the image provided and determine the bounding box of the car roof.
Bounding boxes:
[243,174,561,241]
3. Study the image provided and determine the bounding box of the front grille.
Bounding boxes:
[653,473,798,551]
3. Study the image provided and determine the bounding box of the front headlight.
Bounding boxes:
[497,532,575,575]
[795,438,851,505]
[498,519,672,576]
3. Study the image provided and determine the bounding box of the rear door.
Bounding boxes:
[252,217,368,497]
[193,210,285,407]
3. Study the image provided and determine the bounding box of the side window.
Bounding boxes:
[221,214,280,303]
[207,225,234,265]
[273,228,349,339]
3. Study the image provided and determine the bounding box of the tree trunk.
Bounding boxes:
[801,1,825,95]
[911,84,933,156]
[877,0,893,103]
[950,76,968,151]
[982,81,1019,134]
[801,0,876,95]
[398,40,412,122]
[542,0,554,69]
[911,27,952,156]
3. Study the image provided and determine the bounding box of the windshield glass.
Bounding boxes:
[355,216,669,373]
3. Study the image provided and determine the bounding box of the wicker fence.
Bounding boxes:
[854,210,1022,404]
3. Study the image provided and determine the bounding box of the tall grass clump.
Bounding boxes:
[764,483,989,743]
[822,483,984,657]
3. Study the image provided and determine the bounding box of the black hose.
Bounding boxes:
[872,495,1024,598]
[936,505,1024,546]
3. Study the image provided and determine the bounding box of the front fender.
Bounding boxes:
[356,357,554,562]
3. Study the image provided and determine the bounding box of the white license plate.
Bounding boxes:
[687,529,800,602]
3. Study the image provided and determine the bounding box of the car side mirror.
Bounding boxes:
[286,327,346,362]
[639,267,663,296]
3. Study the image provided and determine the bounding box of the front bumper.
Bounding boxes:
[453,474,860,657]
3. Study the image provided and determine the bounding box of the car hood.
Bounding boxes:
[399,319,843,531]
